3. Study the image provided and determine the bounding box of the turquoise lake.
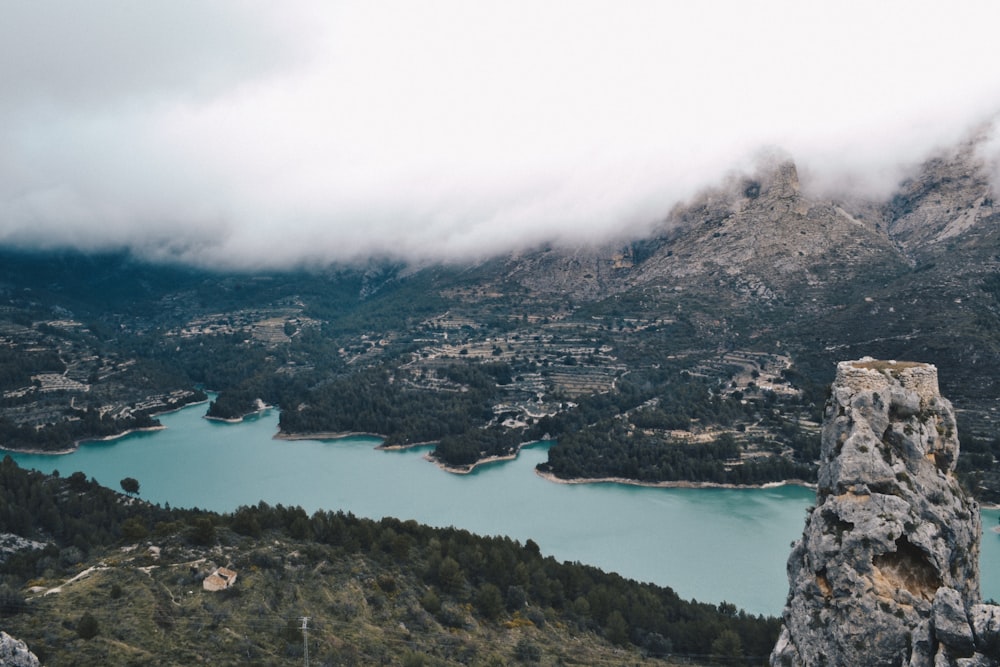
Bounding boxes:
[7,400,999,616]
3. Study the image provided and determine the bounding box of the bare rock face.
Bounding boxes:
[771,358,1000,666]
[0,631,40,667]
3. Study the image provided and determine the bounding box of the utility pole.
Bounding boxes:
[300,616,310,667]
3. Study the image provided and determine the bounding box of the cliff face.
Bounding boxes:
[771,359,1000,666]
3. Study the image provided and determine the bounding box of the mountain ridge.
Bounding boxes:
[1,129,999,496]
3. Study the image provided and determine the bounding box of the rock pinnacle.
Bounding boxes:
[771,358,1000,666]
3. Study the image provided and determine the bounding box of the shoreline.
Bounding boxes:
[153,396,209,417]
[425,451,519,474]
[204,401,271,424]
[10,407,994,505]
[205,415,247,424]
[376,440,436,450]
[78,425,167,446]
[0,445,78,456]
[0,425,169,457]
[534,468,818,491]
[424,440,549,475]
[0,395,207,457]
[274,430,385,441]
[272,432,435,448]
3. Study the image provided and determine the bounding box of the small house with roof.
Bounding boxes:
[203,566,238,591]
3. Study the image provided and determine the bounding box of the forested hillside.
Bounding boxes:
[0,457,779,665]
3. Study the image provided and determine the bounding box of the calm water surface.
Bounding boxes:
[8,401,999,616]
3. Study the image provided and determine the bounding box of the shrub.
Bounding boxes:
[77,612,100,640]
[513,638,541,663]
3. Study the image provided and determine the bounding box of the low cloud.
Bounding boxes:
[2,1,1000,269]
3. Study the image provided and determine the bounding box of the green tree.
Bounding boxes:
[710,629,744,659]
[289,515,311,540]
[230,507,262,537]
[420,589,442,614]
[475,583,504,620]
[120,477,140,496]
[605,609,629,646]
[190,517,216,546]
[121,517,148,540]
[506,585,527,611]
[437,556,465,594]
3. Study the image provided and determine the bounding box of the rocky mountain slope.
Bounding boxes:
[470,131,1000,435]
[770,359,999,666]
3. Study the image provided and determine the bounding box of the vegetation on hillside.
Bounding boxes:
[0,457,780,665]
[1,234,999,498]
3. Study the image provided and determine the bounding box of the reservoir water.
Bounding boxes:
[7,401,999,616]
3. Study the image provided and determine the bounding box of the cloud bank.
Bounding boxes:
[2,1,1000,268]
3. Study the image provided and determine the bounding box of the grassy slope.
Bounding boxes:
[6,533,697,667]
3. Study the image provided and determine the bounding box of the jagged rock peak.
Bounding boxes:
[0,631,40,667]
[771,358,1000,666]
[820,358,961,494]
[752,153,801,198]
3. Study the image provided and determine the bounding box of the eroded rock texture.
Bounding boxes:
[0,631,40,667]
[771,358,1000,666]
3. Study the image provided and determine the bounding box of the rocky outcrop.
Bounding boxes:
[886,129,997,259]
[0,532,47,564]
[771,358,1000,666]
[0,631,40,667]
[633,155,910,296]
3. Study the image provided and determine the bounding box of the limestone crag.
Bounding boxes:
[771,358,1000,666]
[0,631,40,667]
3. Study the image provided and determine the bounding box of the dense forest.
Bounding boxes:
[270,360,826,485]
[541,425,815,484]
[0,409,160,452]
[279,365,499,447]
[0,457,780,664]
[530,372,820,484]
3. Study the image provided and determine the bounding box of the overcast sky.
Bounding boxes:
[2,1,999,269]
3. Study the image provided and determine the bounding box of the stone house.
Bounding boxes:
[202,566,238,591]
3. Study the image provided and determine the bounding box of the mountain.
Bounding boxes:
[488,136,1000,433]
[477,140,999,425]
[0,130,999,496]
